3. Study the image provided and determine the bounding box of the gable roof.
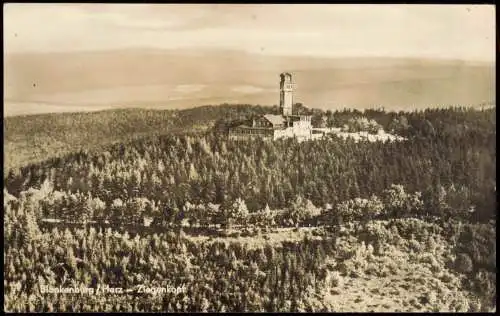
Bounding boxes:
[263,114,285,126]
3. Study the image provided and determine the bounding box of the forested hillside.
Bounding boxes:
[3,104,275,173]
[3,105,496,312]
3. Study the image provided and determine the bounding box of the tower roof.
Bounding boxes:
[280,72,292,79]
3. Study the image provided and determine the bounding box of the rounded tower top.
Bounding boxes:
[280,72,292,82]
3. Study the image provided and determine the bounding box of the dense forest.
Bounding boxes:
[3,105,496,312]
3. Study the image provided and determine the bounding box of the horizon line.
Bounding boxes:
[3,47,495,64]
[4,102,495,119]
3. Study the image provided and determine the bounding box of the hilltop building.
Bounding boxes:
[229,73,313,141]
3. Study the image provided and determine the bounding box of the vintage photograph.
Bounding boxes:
[3,3,496,312]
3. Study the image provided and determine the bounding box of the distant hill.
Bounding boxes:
[3,104,273,172]
[4,48,495,116]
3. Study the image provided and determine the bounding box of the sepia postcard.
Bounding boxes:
[3,3,496,313]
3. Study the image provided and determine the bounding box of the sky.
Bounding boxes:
[3,4,496,61]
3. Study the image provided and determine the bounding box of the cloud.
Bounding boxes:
[3,4,495,61]
[232,85,265,94]
[173,85,206,93]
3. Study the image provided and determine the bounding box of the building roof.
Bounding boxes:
[233,124,275,130]
[263,114,286,126]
